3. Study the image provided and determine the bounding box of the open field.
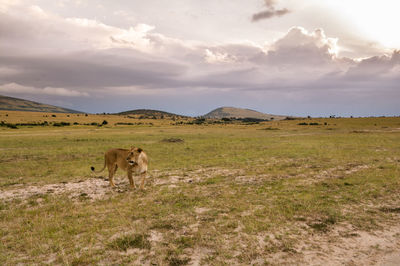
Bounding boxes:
[1,111,400,265]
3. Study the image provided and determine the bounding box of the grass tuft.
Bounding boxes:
[109,234,150,251]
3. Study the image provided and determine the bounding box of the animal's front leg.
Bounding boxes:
[139,172,146,190]
[127,170,135,189]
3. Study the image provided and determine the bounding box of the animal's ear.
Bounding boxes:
[137,148,143,153]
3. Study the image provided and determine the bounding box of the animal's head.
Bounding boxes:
[126,147,143,166]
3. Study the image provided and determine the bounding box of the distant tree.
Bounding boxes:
[102,120,108,125]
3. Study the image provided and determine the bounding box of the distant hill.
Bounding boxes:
[0,95,82,113]
[203,107,287,120]
[117,109,186,118]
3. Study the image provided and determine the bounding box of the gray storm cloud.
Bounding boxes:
[252,0,290,22]
[0,2,399,116]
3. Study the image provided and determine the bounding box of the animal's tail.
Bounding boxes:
[91,155,106,174]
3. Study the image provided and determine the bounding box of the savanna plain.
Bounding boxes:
[1,111,400,265]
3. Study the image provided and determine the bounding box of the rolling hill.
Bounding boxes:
[0,95,82,113]
[203,107,288,120]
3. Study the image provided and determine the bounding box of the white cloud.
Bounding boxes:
[204,49,236,63]
[0,83,89,97]
[267,27,340,65]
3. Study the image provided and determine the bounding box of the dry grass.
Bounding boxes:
[0,112,400,264]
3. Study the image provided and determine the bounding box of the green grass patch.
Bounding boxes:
[109,234,151,251]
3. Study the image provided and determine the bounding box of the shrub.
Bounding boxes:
[53,122,70,127]
[7,123,17,129]
[1,121,18,129]
[193,118,206,124]
[241,117,265,123]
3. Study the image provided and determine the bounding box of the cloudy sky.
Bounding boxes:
[0,0,399,116]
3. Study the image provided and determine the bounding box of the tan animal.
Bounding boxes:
[91,147,148,189]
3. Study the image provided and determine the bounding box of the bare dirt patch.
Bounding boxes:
[298,163,370,186]
[297,223,400,265]
[0,177,114,202]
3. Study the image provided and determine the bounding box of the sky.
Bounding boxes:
[0,0,399,117]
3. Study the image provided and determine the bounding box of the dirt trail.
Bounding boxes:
[0,177,113,201]
[0,167,243,202]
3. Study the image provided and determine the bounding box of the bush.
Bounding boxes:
[193,118,206,125]
[115,122,134,125]
[101,120,108,125]
[53,122,70,127]
[1,121,18,129]
[241,117,265,123]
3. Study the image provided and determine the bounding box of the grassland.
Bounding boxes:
[0,111,400,265]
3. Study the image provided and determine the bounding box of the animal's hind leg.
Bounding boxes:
[108,164,117,188]
[127,170,135,189]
